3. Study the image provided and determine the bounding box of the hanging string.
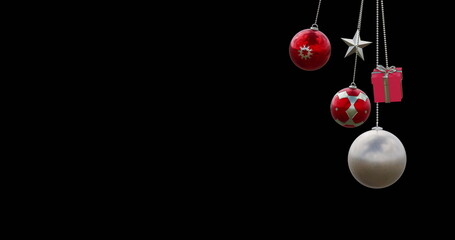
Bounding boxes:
[375,0,380,127]
[351,55,358,86]
[375,0,389,128]
[351,0,365,87]
[381,0,389,68]
[376,0,379,67]
[314,0,322,25]
[357,0,364,30]
[312,0,322,29]
[376,102,379,128]
[376,0,389,67]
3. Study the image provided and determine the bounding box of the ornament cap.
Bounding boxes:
[349,83,357,89]
[372,126,383,130]
[310,24,319,31]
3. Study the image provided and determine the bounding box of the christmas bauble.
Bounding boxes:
[348,127,406,189]
[330,85,371,128]
[289,27,331,71]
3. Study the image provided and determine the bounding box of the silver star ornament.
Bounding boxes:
[341,29,372,61]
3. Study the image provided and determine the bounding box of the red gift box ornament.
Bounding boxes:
[371,65,403,103]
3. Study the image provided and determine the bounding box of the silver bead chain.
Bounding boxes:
[376,0,389,67]
[376,0,379,67]
[376,102,379,127]
[351,0,365,86]
[357,0,364,30]
[351,55,358,86]
[381,0,389,68]
[313,0,322,27]
[375,0,389,127]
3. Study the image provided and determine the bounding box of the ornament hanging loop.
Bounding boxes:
[311,24,319,30]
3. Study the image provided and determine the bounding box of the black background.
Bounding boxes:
[11,1,455,236]
[178,0,454,226]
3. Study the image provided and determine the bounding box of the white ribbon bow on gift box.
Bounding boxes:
[376,65,396,78]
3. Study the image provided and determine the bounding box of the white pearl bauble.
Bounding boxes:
[348,127,406,189]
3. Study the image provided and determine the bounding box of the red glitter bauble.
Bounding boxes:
[289,28,331,71]
[330,85,371,128]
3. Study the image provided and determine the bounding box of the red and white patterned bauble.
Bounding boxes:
[289,26,331,71]
[330,85,371,128]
